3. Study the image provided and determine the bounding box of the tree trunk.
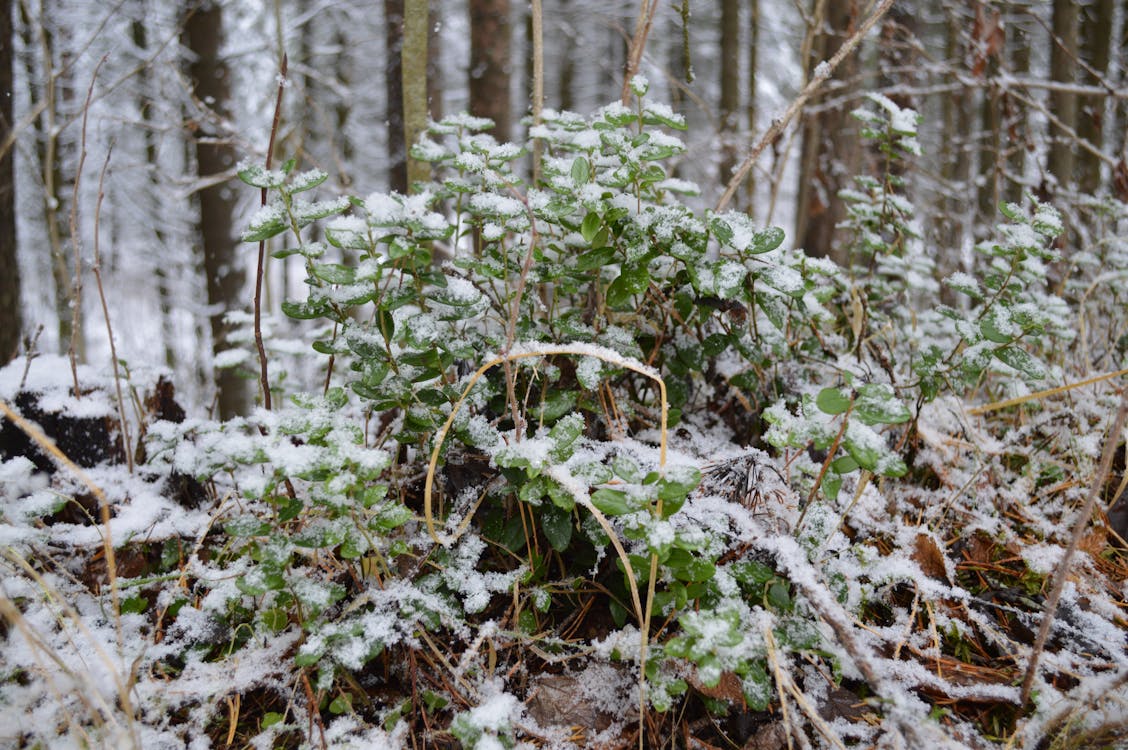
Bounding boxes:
[383,0,407,193]
[427,0,443,123]
[21,2,81,357]
[183,0,247,419]
[794,1,860,264]
[0,0,20,364]
[934,6,973,304]
[469,0,511,143]
[1005,2,1032,204]
[403,0,431,189]
[132,7,177,371]
[1077,0,1114,195]
[744,0,759,217]
[719,0,740,191]
[1047,0,1079,192]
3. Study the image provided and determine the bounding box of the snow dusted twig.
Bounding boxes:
[253,54,288,412]
[968,365,1128,416]
[1020,386,1128,706]
[716,0,895,212]
[757,533,963,748]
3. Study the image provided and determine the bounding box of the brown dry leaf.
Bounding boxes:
[686,668,745,705]
[913,533,950,582]
[526,674,612,732]
[741,721,787,750]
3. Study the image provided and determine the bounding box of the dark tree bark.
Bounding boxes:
[183,0,247,419]
[383,0,407,193]
[0,0,19,364]
[744,0,759,216]
[718,0,740,190]
[1005,2,1033,204]
[469,0,511,143]
[1047,0,1079,192]
[1077,0,1114,195]
[794,1,860,264]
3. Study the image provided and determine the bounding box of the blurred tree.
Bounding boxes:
[1077,0,1113,195]
[1047,0,1079,193]
[794,1,860,264]
[718,0,739,191]
[469,0,511,142]
[403,0,430,189]
[0,0,19,364]
[383,0,406,193]
[182,0,248,418]
[19,1,81,358]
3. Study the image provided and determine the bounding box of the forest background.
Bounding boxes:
[2,0,1125,398]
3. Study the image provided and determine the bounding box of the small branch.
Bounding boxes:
[255,54,288,412]
[91,145,132,474]
[1020,387,1128,706]
[620,0,659,104]
[716,0,895,211]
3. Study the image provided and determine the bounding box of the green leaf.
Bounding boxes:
[575,246,616,271]
[854,383,910,425]
[581,212,601,243]
[260,608,289,632]
[548,413,585,463]
[571,157,591,185]
[606,264,650,308]
[750,226,786,254]
[994,345,1047,380]
[541,504,573,552]
[288,169,329,193]
[241,210,288,242]
[980,312,1014,344]
[311,263,356,285]
[710,217,734,245]
[612,455,641,483]
[756,292,788,331]
[121,596,147,615]
[328,694,353,715]
[591,488,632,516]
[816,387,851,415]
[281,299,330,320]
[767,581,792,611]
[237,163,285,189]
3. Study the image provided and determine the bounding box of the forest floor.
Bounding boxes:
[1,354,1127,749]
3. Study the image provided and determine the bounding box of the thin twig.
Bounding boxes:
[716,0,895,211]
[968,366,1128,416]
[91,144,132,474]
[1020,387,1128,706]
[620,0,659,104]
[255,54,288,411]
